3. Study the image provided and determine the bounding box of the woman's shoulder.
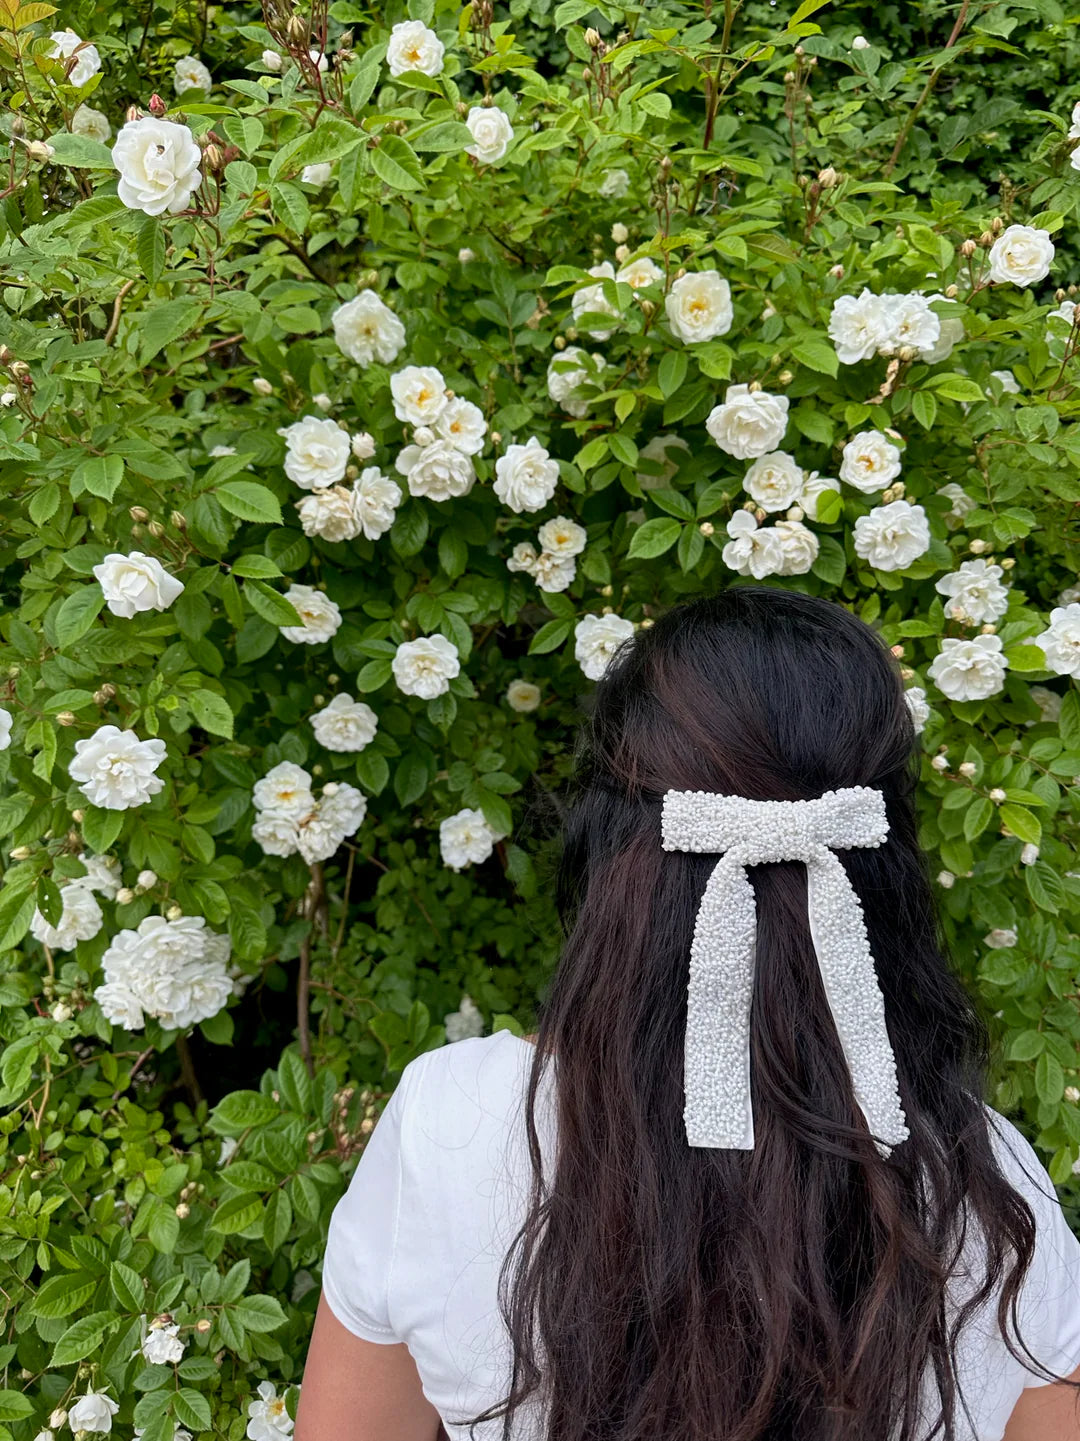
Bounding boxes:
[393,1030,543,1155]
[981,1103,1061,1208]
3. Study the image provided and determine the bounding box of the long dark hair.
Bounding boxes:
[466,587,1076,1441]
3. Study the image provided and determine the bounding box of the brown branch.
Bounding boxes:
[104,280,136,345]
[297,862,325,1078]
[175,1032,203,1105]
[883,0,971,177]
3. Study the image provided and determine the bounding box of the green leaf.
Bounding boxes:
[271,116,364,178]
[1036,1051,1065,1104]
[71,454,123,502]
[190,689,234,739]
[269,182,309,234]
[50,1311,116,1366]
[138,216,166,286]
[174,1390,213,1432]
[0,1392,35,1421]
[45,131,114,168]
[210,1090,280,1133]
[528,618,572,654]
[410,120,475,151]
[657,350,688,399]
[1008,1029,1045,1062]
[232,1293,288,1333]
[33,1271,97,1320]
[789,335,839,377]
[36,875,62,929]
[210,1193,263,1235]
[1004,644,1048,673]
[110,1260,146,1312]
[140,299,203,364]
[963,796,993,841]
[390,503,429,557]
[55,585,105,647]
[627,518,680,559]
[1060,691,1080,749]
[28,482,61,525]
[999,804,1041,846]
[216,481,283,526]
[230,555,283,579]
[394,752,428,806]
[370,134,424,190]
[245,580,303,628]
[263,1190,293,1252]
[911,390,937,431]
[81,807,125,853]
[930,372,985,402]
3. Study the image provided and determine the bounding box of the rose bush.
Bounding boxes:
[3,0,1080,1434]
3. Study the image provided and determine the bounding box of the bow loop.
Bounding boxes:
[662,786,908,1157]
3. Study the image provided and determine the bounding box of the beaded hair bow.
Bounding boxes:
[661,786,909,1158]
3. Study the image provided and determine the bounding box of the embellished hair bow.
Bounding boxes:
[661,786,909,1158]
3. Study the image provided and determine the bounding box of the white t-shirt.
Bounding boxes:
[322,1030,1080,1441]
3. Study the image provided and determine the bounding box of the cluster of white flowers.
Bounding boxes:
[392,366,487,502]
[279,415,402,542]
[111,117,202,216]
[392,635,460,699]
[69,725,166,810]
[905,686,931,734]
[1035,603,1080,677]
[331,289,406,367]
[506,516,587,593]
[440,810,506,870]
[935,558,1010,625]
[247,1381,296,1441]
[279,585,342,645]
[251,762,367,864]
[386,19,444,77]
[310,694,378,752]
[928,634,1008,701]
[494,437,559,513]
[547,346,605,418]
[30,876,104,954]
[93,551,184,618]
[574,613,635,680]
[444,993,485,1040]
[828,290,943,364]
[721,510,819,578]
[141,1316,186,1364]
[95,915,233,1032]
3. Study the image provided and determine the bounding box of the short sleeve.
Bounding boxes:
[987,1110,1080,1385]
[320,1066,413,1344]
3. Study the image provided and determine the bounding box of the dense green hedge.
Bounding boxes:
[3,0,1080,1434]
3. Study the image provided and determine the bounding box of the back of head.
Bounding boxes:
[468,588,1048,1441]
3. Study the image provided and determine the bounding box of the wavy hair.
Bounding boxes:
[464,587,1076,1441]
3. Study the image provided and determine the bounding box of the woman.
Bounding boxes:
[297,588,1080,1440]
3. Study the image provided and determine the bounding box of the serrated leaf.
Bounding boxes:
[140,299,203,364]
[28,482,60,525]
[370,134,423,190]
[190,689,234,739]
[50,1311,116,1366]
[232,1293,287,1333]
[245,580,303,628]
[627,517,680,559]
[81,807,125,853]
[216,481,282,526]
[658,350,688,398]
[55,585,105,647]
[999,804,1041,846]
[137,216,165,286]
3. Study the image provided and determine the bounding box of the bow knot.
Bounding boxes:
[661,786,908,1157]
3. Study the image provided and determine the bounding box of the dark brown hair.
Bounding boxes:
[465,587,1077,1440]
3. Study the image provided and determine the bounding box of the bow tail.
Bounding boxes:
[684,855,757,1149]
[805,852,909,1157]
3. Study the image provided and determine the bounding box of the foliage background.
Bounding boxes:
[3,0,1080,1433]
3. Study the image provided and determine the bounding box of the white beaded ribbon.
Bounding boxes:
[661,786,909,1157]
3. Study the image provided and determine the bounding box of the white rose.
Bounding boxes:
[852,500,930,572]
[390,365,447,425]
[773,519,819,575]
[252,812,300,858]
[296,487,358,542]
[827,289,890,364]
[445,994,485,1041]
[742,451,804,512]
[262,49,283,71]
[987,225,1054,287]
[309,48,328,72]
[396,440,475,501]
[839,430,902,493]
[1070,101,1080,140]
[905,686,931,734]
[990,369,1020,394]
[598,168,630,198]
[278,414,350,490]
[799,471,840,521]
[506,541,538,576]
[142,1321,185,1365]
[506,680,541,712]
[574,614,635,681]
[0,707,13,750]
[665,269,733,344]
[71,105,111,142]
[852,34,870,49]
[572,262,619,340]
[464,105,513,163]
[319,782,368,836]
[878,293,940,355]
[1048,298,1077,345]
[706,384,790,459]
[635,433,689,489]
[458,247,475,263]
[280,585,342,644]
[96,915,232,1031]
[174,56,211,94]
[920,293,965,363]
[938,482,976,526]
[253,376,273,395]
[928,634,1007,701]
[49,29,101,87]
[1035,603,1080,677]
[351,432,375,460]
[721,511,786,579]
[537,515,586,557]
[96,979,145,1029]
[1029,685,1062,723]
[136,870,157,890]
[532,553,577,593]
[311,694,378,752]
[69,725,166,810]
[935,559,1010,625]
[301,162,332,186]
[92,551,184,618]
[253,761,315,820]
[386,19,445,75]
[31,883,103,953]
[434,398,487,455]
[985,928,1018,949]
[616,256,663,290]
[1061,586,1080,606]
[351,467,402,538]
[392,635,460,699]
[78,852,122,899]
[494,437,560,513]
[67,1392,119,1433]
[331,290,405,368]
[111,118,202,217]
[440,808,502,870]
[547,347,604,418]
